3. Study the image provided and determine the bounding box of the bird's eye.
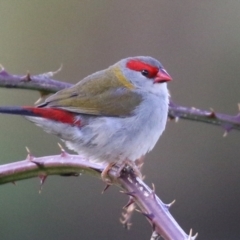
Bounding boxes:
[141,69,149,77]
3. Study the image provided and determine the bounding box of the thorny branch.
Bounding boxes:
[0,66,237,240]
[0,151,197,240]
[0,66,239,132]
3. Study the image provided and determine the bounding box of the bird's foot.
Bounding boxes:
[116,160,143,179]
[101,162,116,183]
[101,160,143,184]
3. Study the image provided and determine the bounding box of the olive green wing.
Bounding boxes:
[40,67,142,117]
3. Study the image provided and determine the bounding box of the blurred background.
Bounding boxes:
[0,1,239,239]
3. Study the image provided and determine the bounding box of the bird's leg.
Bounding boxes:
[101,158,143,183]
[101,162,116,183]
[116,159,143,179]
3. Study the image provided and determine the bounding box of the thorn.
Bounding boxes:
[125,191,136,197]
[151,183,156,200]
[135,209,154,221]
[152,183,155,192]
[0,64,5,71]
[208,108,216,118]
[11,181,16,186]
[192,232,198,240]
[57,142,64,151]
[26,147,44,166]
[50,64,63,77]
[39,175,47,184]
[34,97,42,105]
[58,143,68,157]
[39,174,47,194]
[21,71,31,82]
[166,199,176,209]
[25,146,31,155]
[152,223,156,231]
[120,190,136,197]
[223,131,228,137]
[152,223,157,233]
[150,230,160,240]
[187,229,198,240]
[0,65,10,76]
[142,212,154,221]
[25,71,31,81]
[31,160,44,167]
[39,64,63,79]
[123,197,135,209]
[188,228,192,238]
[101,184,111,194]
[221,122,233,135]
[26,146,34,161]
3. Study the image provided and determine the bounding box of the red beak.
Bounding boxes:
[154,69,172,83]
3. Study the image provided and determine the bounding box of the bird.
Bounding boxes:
[0,56,172,179]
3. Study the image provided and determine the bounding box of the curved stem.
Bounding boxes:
[0,154,196,240]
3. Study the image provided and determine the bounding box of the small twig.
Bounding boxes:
[169,102,240,132]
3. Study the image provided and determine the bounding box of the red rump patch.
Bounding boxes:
[126,59,159,78]
[24,107,81,126]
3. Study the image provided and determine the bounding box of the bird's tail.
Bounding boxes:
[0,106,39,117]
[0,106,80,125]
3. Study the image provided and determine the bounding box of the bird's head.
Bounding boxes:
[115,56,172,95]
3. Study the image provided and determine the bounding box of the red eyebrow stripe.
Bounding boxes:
[126,60,159,78]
